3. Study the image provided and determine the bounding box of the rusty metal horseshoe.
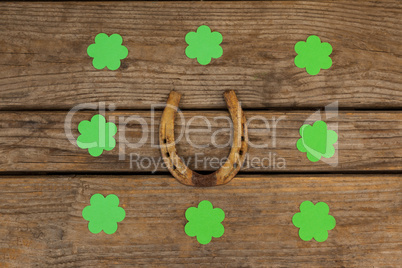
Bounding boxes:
[159,90,248,187]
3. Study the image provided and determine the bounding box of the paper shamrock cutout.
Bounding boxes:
[292,201,336,242]
[184,200,225,244]
[87,33,128,70]
[77,114,117,157]
[294,35,332,75]
[297,120,338,162]
[185,25,223,65]
[82,194,126,234]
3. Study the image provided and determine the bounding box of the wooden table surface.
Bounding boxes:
[0,1,401,267]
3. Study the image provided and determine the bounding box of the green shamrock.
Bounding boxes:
[185,25,223,65]
[296,120,338,162]
[292,201,336,242]
[184,200,225,244]
[87,33,128,70]
[77,114,117,157]
[82,194,126,234]
[294,35,332,75]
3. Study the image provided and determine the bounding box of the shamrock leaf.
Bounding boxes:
[294,35,332,75]
[77,114,117,157]
[292,201,336,242]
[87,33,128,70]
[184,200,225,244]
[82,194,126,234]
[185,25,223,65]
[297,120,338,162]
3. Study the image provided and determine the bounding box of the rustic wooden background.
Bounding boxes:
[0,1,401,267]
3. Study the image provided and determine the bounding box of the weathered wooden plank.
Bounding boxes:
[0,1,401,110]
[0,110,400,172]
[0,175,400,267]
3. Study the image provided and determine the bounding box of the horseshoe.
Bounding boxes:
[159,90,248,187]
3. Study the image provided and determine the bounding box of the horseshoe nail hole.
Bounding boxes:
[239,150,243,156]
[241,136,245,142]
[163,139,167,144]
[166,152,170,157]
[172,165,176,170]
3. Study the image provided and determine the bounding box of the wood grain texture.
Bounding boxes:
[0,175,400,267]
[0,1,401,110]
[0,110,400,172]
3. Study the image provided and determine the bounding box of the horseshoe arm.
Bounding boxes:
[159,90,248,187]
